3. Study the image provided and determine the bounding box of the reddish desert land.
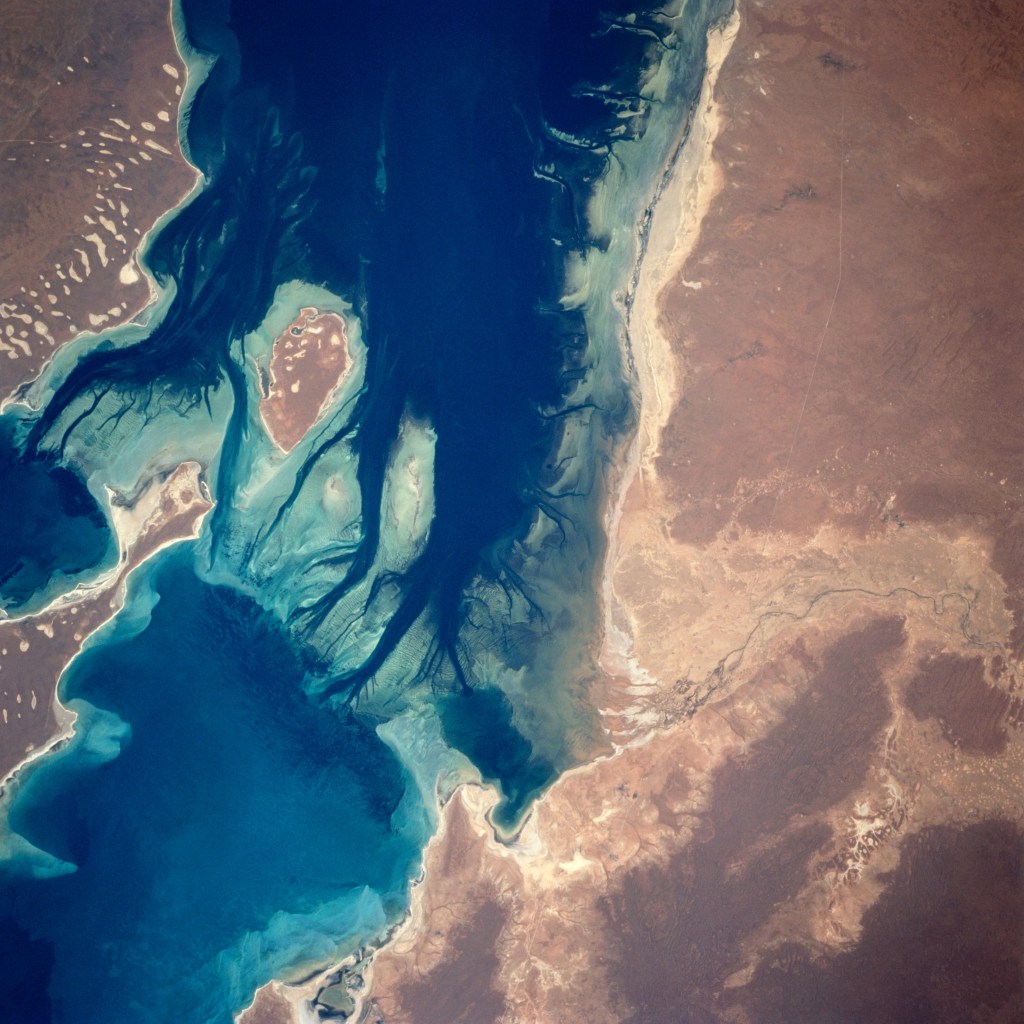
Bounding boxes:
[260,306,350,453]
[0,1,353,783]
[0,0,203,778]
[0,0,198,391]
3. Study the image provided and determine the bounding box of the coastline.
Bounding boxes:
[235,780,491,1024]
[261,0,1024,1017]
[600,10,740,702]
[258,20,749,1021]
[0,0,219,785]
[0,462,212,795]
[0,0,202,406]
[11,0,1021,1018]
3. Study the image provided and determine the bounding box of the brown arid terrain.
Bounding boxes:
[0,4,358,782]
[0,0,197,393]
[0,0,205,779]
[260,307,351,453]
[305,0,1022,1021]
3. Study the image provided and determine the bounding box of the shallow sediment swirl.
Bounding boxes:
[0,0,738,1021]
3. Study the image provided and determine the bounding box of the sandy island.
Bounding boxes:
[259,307,351,453]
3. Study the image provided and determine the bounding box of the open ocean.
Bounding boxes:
[0,0,730,1019]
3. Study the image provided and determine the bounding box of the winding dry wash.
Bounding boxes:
[1,0,1022,1022]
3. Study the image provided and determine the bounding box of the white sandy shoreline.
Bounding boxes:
[0,468,212,798]
[0,1,220,796]
[599,10,740,692]
[7,6,741,1021]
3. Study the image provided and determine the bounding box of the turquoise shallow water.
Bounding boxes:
[0,0,730,1017]
[2,545,425,1023]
